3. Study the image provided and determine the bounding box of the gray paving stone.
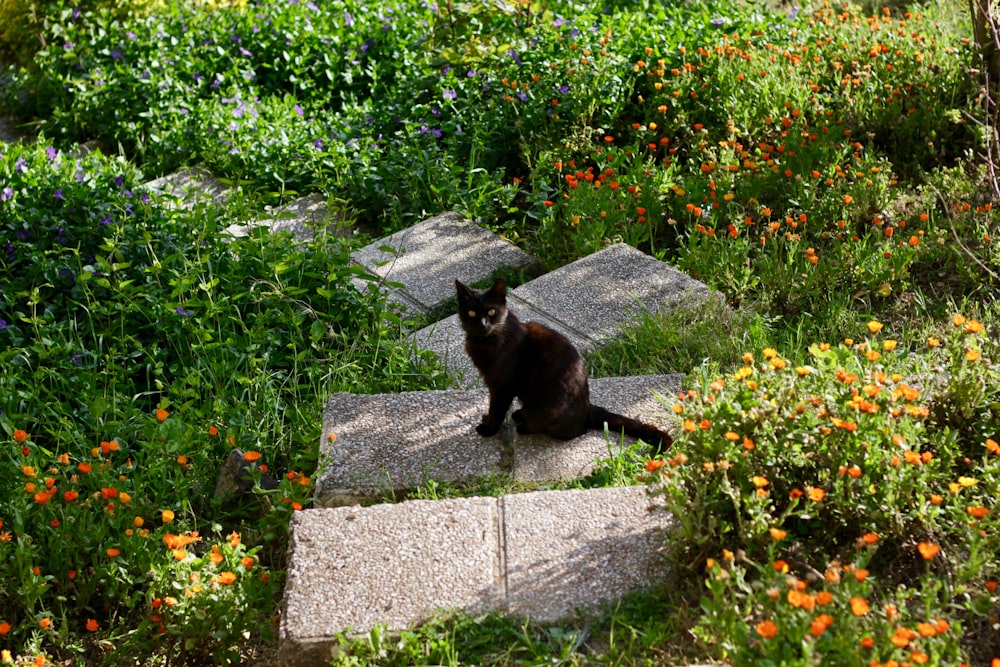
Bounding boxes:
[350,212,538,316]
[224,193,351,241]
[315,375,679,506]
[0,116,22,144]
[279,487,673,666]
[411,244,709,384]
[510,243,710,345]
[279,497,502,666]
[502,486,673,621]
[315,389,504,507]
[141,166,231,208]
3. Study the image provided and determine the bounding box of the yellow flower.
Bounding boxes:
[927,336,940,347]
[965,348,981,362]
[883,339,897,351]
[952,314,967,327]
[958,476,978,488]
[161,509,175,523]
[866,320,883,333]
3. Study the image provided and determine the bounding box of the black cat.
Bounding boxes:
[455,278,672,452]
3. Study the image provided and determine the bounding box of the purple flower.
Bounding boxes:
[343,12,354,26]
[175,306,193,317]
[314,139,324,149]
[507,49,523,65]
[467,70,477,78]
[46,146,57,161]
[231,35,242,43]
[0,318,7,329]
[54,188,64,200]
[240,47,252,57]
[517,91,527,102]
[559,84,569,94]
[100,216,113,225]
[307,1,318,10]
[64,42,76,50]
[442,65,451,76]
[443,89,456,100]
[110,48,123,60]
[72,7,80,19]
[789,5,801,19]
[127,31,137,39]
[431,128,442,139]
[711,17,728,27]
[114,176,123,187]
[15,157,27,173]
[71,352,85,366]
[294,104,304,117]
[1,187,12,201]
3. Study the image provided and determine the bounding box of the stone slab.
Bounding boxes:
[315,374,680,506]
[502,486,673,621]
[350,212,538,316]
[141,166,230,208]
[411,244,709,384]
[224,193,351,241]
[279,487,673,666]
[280,497,502,666]
[510,243,710,346]
[316,389,504,506]
[0,116,22,144]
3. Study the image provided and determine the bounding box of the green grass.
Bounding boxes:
[1,0,999,664]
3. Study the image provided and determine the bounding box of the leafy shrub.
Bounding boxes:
[646,317,1000,664]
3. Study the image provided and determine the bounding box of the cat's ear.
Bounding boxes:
[455,280,475,302]
[488,278,507,297]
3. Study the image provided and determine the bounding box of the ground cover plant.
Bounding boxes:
[1,0,999,664]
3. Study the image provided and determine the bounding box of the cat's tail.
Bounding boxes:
[588,405,672,453]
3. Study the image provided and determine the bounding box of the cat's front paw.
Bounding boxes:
[476,421,501,437]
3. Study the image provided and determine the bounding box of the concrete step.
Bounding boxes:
[315,374,681,507]
[413,243,711,387]
[279,485,673,667]
[223,192,351,241]
[141,165,231,208]
[0,116,26,144]
[350,212,540,318]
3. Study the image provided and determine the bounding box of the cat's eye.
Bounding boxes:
[487,309,496,316]
[467,310,477,318]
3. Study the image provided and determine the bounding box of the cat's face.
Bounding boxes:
[455,279,508,337]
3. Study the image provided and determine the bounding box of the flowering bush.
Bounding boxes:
[646,317,1000,664]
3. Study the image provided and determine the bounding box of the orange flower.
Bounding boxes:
[816,591,834,606]
[810,614,834,637]
[77,462,92,474]
[807,487,826,502]
[755,620,778,638]
[866,320,883,333]
[859,636,875,649]
[243,451,262,462]
[861,532,879,544]
[644,459,665,472]
[854,568,870,582]
[161,509,175,523]
[208,425,219,437]
[227,532,241,548]
[13,429,28,444]
[33,491,51,505]
[155,408,169,423]
[241,556,255,570]
[39,617,51,629]
[850,596,870,616]
[918,542,941,560]
[0,622,10,635]
[752,476,770,488]
[106,548,120,558]
[217,571,237,585]
[85,618,99,632]
[769,527,787,541]
[967,506,989,519]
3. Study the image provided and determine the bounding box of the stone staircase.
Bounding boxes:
[0,135,713,665]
